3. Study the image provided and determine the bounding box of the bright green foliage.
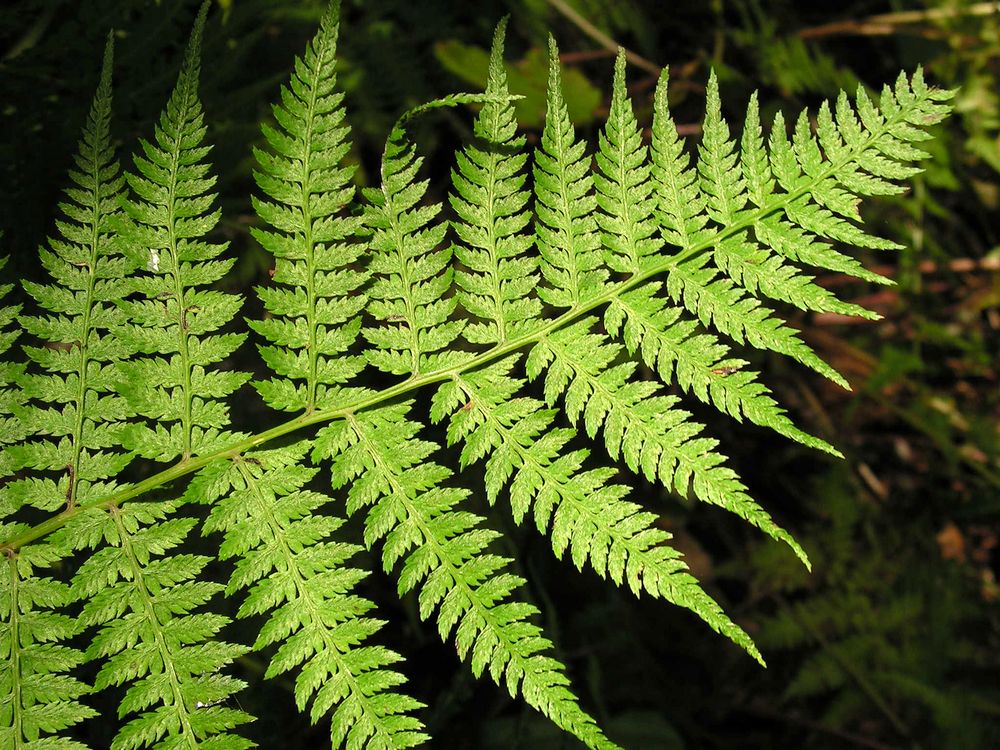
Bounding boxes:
[361,96,488,377]
[434,354,765,664]
[595,51,659,276]
[195,442,427,749]
[315,403,619,750]
[605,282,840,455]
[1,35,121,750]
[0,255,25,530]
[1,256,97,750]
[0,2,955,749]
[9,32,131,515]
[250,1,368,413]
[450,19,541,345]
[61,499,252,750]
[534,36,607,309]
[115,3,249,462]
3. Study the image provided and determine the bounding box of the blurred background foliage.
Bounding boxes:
[1,1,998,748]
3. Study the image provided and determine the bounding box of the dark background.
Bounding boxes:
[1,1,998,748]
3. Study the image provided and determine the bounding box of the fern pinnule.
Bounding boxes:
[316,403,620,750]
[116,1,249,463]
[595,50,658,276]
[250,0,368,414]
[450,18,541,345]
[534,36,607,309]
[194,443,428,750]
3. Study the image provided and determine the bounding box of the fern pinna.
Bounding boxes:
[0,2,953,748]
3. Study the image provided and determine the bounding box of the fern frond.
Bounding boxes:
[0,254,26,521]
[755,71,953,272]
[605,282,840,456]
[534,36,607,308]
[61,499,252,750]
[1,36,124,749]
[48,11,254,749]
[362,95,496,377]
[595,50,658,276]
[433,355,766,663]
[116,2,250,462]
[250,0,369,413]
[1,259,96,749]
[665,251,850,387]
[650,69,708,253]
[193,441,427,750]
[315,404,621,750]
[527,320,808,569]
[652,71,846,387]
[9,32,131,514]
[0,10,957,747]
[699,71,748,228]
[0,546,96,750]
[450,19,541,345]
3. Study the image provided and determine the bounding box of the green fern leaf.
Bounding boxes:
[194,441,427,749]
[51,10,254,749]
[604,282,840,455]
[1,35,124,750]
[362,95,492,377]
[0,253,26,523]
[699,71,748,227]
[450,18,541,345]
[435,354,766,663]
[595,50,659,276]
[0,7,957,748]
[249,0,368,413]
[116,2,250,461]
[650,69,709,253]
[534,36,607,308]
[527,319,808,569]
[8,31,132,514]
[315,403,621,750]
[61,498,252,750]
[652,70,847,387]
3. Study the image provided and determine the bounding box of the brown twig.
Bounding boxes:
[799,1,1000,39]
[544,0,662,76]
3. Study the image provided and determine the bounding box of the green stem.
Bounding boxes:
[0,85,911,553]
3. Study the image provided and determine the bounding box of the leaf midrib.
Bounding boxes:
[0,84,905,552]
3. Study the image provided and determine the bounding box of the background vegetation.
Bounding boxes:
[1,0,997,747]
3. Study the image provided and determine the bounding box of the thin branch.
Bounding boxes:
[799,1,1000,39]
[544,0,662,76]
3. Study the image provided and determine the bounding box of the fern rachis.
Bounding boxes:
[0,2,953,748]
